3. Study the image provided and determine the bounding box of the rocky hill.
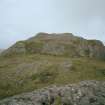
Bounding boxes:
[0,33,105,103]
[0,81,105,105]
[2,32,105,59]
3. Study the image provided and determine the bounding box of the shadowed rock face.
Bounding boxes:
[2,32,105,59]
[0,81,105,105]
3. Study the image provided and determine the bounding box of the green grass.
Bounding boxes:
[0,54,105,99]
[31,65,58,83]
[25,41,44,54]
[55,96,62,105]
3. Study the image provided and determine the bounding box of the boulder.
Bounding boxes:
[0,81,105,105]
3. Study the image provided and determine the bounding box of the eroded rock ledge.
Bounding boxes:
[0,81,105,105]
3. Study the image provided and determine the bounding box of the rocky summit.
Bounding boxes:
[0,81,105,105]
[2,32,105,59]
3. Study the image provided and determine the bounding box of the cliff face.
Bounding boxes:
[2,33,105,59]
[0,81,105,105]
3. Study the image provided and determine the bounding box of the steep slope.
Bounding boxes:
[0,81,105,105]
[0,33,105,100]
[2,32,105,59]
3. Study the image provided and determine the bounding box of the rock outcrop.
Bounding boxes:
[2,33,105,59]
[0,81,105,105]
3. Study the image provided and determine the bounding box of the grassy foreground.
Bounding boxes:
[0,54,105,99]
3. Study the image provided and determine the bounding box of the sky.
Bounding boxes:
[0,0,105,48]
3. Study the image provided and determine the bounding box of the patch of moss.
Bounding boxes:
[63,44,77,57]
[25,41,44,54]
[31,65,58,83]
[54,96,62,105]
[87,40,102,46]
[16,41,25,44]
[95,69,105,77]
[84,49,90,57]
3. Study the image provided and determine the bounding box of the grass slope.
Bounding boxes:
[0,54,105,99]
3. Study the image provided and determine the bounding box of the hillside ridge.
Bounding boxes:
[1,32,105,59]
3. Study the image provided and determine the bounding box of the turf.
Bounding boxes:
[0,54,105,99]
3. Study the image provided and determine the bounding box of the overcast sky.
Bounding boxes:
[0,0,105,48]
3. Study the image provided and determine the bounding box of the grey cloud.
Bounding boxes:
[0,0,105,48]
